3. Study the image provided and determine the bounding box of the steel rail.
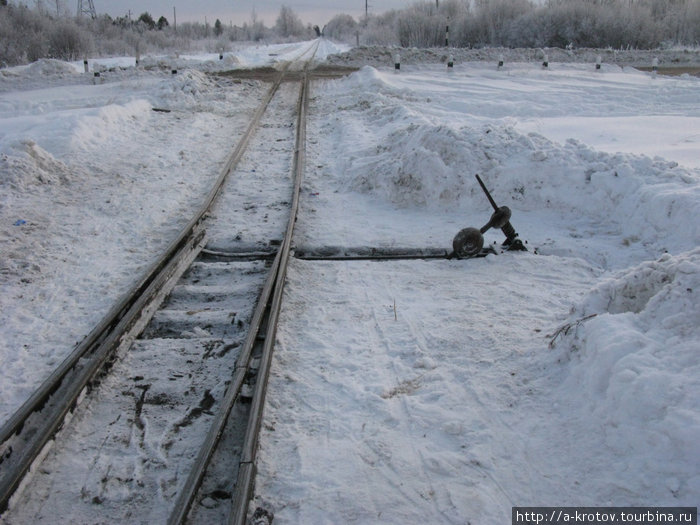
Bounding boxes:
[294,247,453,261]
[0,227,208,513]
[229,47,316,525]
[0,62,290,515]
[297,254,451,261]
[167,38,319,525]
[165,247,282,525]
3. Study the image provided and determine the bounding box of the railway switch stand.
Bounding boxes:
[451,174,527,259]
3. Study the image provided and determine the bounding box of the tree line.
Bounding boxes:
[1,0,699,67]
[0,2,317,66]
[328,0,700,49]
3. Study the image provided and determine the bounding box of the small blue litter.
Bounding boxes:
[14,220,26,226]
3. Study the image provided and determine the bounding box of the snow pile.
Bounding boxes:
[0,140,81,285]
[314,39,351,61]
[0,140,75,189]
[0,59,85,92]
[156,69,218,103]
[70,100,152,151]
[323,66,700,258]
[139,54,239,73]
[203,53,241,71]
[576,248,700,316]
[550,248,700,498]
[24,58,80,77]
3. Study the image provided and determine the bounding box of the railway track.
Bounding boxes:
[0,39,321,524]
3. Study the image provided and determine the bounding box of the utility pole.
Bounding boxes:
[365,0,368,18]
[173,6,177,32]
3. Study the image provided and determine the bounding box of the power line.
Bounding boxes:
[77,0,97,19]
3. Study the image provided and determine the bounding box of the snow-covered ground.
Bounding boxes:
[1,40,698,522]
[252,59,700,522]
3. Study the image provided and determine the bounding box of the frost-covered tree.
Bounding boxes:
[324,13,358,42]
[440,0,469,19]
[362,11,401,45]
[275,5,304,37]
[138,12,156,30]
[241,9,269,41]
[397,2,451,46]
[49,18,92,59]
[470,0,532,46]
[157,16,169,30]
[680,0,700,43]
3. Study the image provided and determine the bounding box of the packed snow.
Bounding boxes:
[0,39,698,523]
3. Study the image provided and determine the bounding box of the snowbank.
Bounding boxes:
[549,248,700,500]
[0,140,76,189]
[139,54,241,72]
[24,58,81,76]
[156,69,220,101]
[315,66,700,261]
[71,100,152,151]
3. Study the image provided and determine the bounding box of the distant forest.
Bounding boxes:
[1,0,699,67]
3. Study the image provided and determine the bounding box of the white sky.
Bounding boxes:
[94,0,414,26]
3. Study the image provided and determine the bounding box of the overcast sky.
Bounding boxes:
[95,1,412,26]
